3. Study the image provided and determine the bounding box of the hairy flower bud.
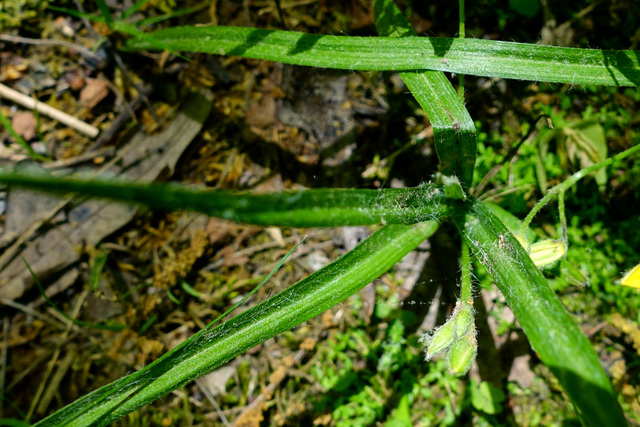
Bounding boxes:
[447,333,477,376]
[424,320,456,361]
[454,303,475,338]
[435,172,466,200]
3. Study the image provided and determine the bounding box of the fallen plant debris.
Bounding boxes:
[1,1,640,426]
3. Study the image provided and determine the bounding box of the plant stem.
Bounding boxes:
[558,190,567,243]
[457,199,627,426]
[460,239,472,303]
[520,142,640,235]
[34,222,439,427]
[458,0,465,97]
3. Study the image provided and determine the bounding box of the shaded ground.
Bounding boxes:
[1,1,640,426]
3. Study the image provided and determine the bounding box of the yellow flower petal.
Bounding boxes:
[621,262,640,288]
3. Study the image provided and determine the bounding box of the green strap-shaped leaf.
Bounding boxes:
[374,0,476,188]
[456,198,626,426]
[0,172,448,226]
[34,221,439,426]
[125,26,640,87]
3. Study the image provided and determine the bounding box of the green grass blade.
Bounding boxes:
[0,173,448,226]
[456,198,626,426]
[26,259,125,332]
[34,221,439,426]
[95,0,114,27]
[121,0,149,20]
[110,21,189,60]
[124,26,640,87]
[34,238,307,425]
[374,0,476,188]
[89,247,109,292]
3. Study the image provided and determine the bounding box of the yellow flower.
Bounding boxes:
[621,262,640,288]
[528,239,566,268]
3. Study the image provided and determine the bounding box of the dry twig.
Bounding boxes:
[0,83,99,138]
[0,34,104,64]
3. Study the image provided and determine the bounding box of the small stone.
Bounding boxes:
[80,78,110,108]
[65,71,86,91]
[54,16,75,37]
[11,111,37,141]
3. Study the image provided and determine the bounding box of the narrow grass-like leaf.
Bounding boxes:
[137,315,156,334]
[34,221,439,426]
[89,247,109,292]
[180,279,203,299]
[95,0,114,27]
[456,199,626,426]
[121,0,149,20]
[374,0,476,188]
[0,173,448,226]
[34,236,307,425]
[125,26,640,87]
[26,260,125,332]
[521,141,640,235]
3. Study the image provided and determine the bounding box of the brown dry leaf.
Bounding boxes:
[205,217,235,245]
[231,354,298,427]
[1,58,28,81]
[246,94,276,128]
[609,313,640,355]
[141,103,170,133]
[267,365,288,389]
[139,293,163,318]
[107,329,138,361]
[313,414,333,425]
[621,384,640,415]
[299,337,317,351]
[11,111,37,141]
[93,22,113,37]
[152,231,209,289]
[321,310,335,329]
[231,405,264,427]
[137,337,164,362]
[65,71,85,91]
[80,78,109,108]
[202,365,237,396]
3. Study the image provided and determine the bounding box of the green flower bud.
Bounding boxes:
[435,172,466,200]
[454,303,475,338]
[424,320,456,361]
[529,239,566,268]
[447,333,477,376]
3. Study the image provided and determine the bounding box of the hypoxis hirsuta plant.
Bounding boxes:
[1,0,639,425]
